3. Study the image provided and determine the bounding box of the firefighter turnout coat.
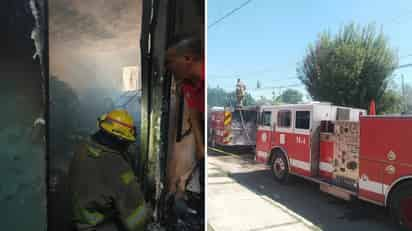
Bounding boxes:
[69,138,150,231]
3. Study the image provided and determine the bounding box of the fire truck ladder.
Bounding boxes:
[238,108,251,144]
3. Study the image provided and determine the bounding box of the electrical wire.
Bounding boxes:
[215,82,304,92]
[398,63,412,69]
[400,54,412,59]
[208,0,254,29]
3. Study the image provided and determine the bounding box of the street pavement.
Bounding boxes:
[207,148,398,231]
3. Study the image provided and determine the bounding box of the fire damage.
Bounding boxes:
[1,0,204,230]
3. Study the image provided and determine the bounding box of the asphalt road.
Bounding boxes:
[208,149,399,231]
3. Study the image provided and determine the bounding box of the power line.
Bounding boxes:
[208,73,300,83]
[400,54,412,59]
[208,0,254,29]
[253,83,304,91]
[215,83,304,91]
[398,63,412,69]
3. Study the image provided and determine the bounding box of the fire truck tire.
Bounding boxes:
[389,181,412,231]
[271,153,289,184]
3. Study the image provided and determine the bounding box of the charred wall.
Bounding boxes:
[0,0,47,230]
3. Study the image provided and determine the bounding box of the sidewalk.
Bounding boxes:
[207,150,320,231]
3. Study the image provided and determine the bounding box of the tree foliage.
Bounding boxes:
[207,86,255,107]
[275,89,303,104]
[404,84,412,112]
[377,89,403,114]
[297,23,398,113]
[256,96,272,106]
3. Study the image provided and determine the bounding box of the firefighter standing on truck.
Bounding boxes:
[236,78,246,106]
[68,109,151,231]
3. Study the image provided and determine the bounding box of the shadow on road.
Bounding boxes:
[210,151,398,231]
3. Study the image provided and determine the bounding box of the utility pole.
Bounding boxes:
[401,74,406,112]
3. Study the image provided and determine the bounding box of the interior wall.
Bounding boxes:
[48,1,143,230]
[0,0,47,230]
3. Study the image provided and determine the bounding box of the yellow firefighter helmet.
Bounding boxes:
[97,109,136,142]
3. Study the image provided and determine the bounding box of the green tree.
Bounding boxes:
[297,23,398,113]
[275,89,303,104]
[404,83,412,112]
[227,91,255,106]
[378,89,403,114]
[272,91,282,105]
[207,86,256,107]
[207,87,228,107]
[256,96,272,106]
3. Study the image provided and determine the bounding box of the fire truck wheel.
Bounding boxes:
[390,181,412,231]
[271,153,289,184]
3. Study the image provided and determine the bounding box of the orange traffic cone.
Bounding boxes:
[369,99,376,115]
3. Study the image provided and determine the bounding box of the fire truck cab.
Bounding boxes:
[255,101,365,176]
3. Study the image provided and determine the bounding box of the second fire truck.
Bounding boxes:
[209,106,258,148]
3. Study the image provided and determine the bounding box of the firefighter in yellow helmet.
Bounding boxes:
[68,109,151,231]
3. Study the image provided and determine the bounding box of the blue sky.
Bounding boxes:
[207,0,412,100]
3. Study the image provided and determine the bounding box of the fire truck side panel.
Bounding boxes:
[319,137,334,179]
[360,117,412,164]
[215,111,225,130]
[256,128,272,162]
[256,109,275,163]
[359,116,412,205]
[358,160,385,204]
[273,132,312,176]
[211,111,225,145]
[397,165,412,181]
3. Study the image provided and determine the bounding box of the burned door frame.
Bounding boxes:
[140,0,174,214]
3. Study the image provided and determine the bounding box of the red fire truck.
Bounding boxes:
[254,101,412,229]
[209,106,258,148]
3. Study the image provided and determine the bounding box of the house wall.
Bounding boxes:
[0,0,47,230]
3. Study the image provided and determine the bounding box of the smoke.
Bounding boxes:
[49,0,142,92]
[49,0,141,51]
